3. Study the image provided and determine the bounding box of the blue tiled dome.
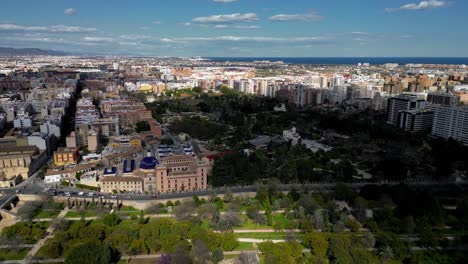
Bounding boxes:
[139,156,158,169]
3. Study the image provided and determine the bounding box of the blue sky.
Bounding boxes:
[0,0,467,57]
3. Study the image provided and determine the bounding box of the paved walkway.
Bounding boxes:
[0,245,34,249]
[21,208,69,264]
[238,238,287,243]
[230,229,301,233]
[34,213,174,222]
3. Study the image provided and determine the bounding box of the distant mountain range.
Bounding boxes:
[0,47,68,56]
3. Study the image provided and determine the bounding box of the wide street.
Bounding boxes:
[2,175,466,210]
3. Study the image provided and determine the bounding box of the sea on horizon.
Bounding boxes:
[207,57,468,65]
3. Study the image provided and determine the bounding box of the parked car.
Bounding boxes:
[78,192,84,196]
[88,192,94,197]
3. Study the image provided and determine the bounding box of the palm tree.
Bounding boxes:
[361,232,376,248]
[379,246,394,263]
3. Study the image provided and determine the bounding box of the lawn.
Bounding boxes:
[0,248,30,261]
[271,214,289,226]
[235,232,291,240]
[119,206,138,212]
[200,220,211,230]
[235,242,255,251]
[65,211,98,218]
[234,215,270,230]
[33,210,61,219]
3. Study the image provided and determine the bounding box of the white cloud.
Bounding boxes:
[83,36,114,42]
[3,36,67,43]
[192,13,258,24]
[64,8,76,16]
[160,36,326,43]
[0,23,96,33]
[385,1,450,12]
[120,35,151,40]
[214,25,261,29]
[269,12,322,22]
[212,0,238,2]
[118,41,139,46]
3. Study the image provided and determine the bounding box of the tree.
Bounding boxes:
[135,121,150,132]
[313,209,325,230]
[192,87,203,94]
[198,203,218,220]
[378,246,394,262]
[220,232,239,251]
[361,232,376,248]
[214,211,242,231]
[402,216,415,235]
[287,188,301,202]
[455,200,468,235]
[303,233,328,258]
[327,235,353,264]
[212,248,224,264]
[223,190,234,203]
[139,210,146,224]
[126,239,147,263]
[246,206,266,225]
[191,240,210,264]
[64,241,111,264]
[345,218,361,232]
[16,201,42,221]
[40,240,62,259]
[258,241,303,264]
[173,244,192,264]
[103,213,120,227]
[174,201,197,221]
[51,219,70,232]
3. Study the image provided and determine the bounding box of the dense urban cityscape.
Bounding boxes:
[1,0,468,264]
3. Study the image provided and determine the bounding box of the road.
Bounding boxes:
[2,171,467,209]
[0,170,44,209]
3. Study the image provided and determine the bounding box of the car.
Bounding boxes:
[98,195,104,199]
[65,192,71,197]
[78,192,84,196]
[110,195,117,199]
[88,192,94,197]
[15,189,20,193]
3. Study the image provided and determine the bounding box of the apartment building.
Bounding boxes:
[387,94,426,125]
[100,176,144,193]
[397,109,434,133]
[431,105,468,145]
[53,147,79,167]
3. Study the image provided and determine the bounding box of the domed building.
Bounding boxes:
[139,156,158,170]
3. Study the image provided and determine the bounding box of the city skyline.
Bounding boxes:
[0,0,467,57]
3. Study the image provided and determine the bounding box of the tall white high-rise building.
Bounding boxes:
[331,75,344,87]
[431,105,468,145]
[320,76,328,88]
[387,94,426,125]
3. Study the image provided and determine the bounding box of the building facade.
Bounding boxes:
[431,105,468,145]
[53,147,79,167]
